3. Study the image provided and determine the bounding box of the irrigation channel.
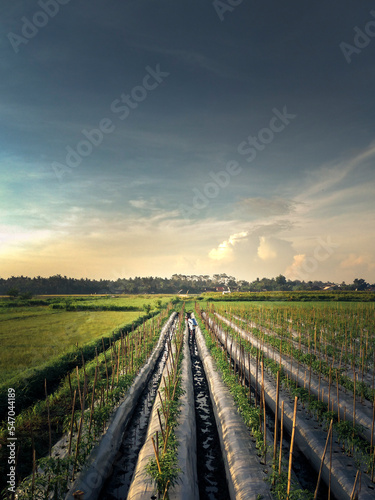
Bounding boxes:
[66,308,276,500]
[98,318,176,499]
[189,325,230,499]
[199,308,375,500]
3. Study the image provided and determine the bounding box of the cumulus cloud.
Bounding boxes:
[340,253,375,273]
[285,254,306,280]
[208,231,248,261]
[257,236,277,260]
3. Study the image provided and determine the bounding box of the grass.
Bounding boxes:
[0,308,141,385]
[0,308,175,498]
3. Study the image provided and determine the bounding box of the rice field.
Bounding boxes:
[0,295,172,386]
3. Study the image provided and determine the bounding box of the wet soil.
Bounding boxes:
[99,330,173,499]
[189,330,230,500]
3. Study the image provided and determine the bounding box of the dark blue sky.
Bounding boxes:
[1,0,374,281]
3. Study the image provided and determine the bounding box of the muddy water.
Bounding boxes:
[99,329,173,500]
[189,331,230,500]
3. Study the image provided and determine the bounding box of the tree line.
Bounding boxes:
[0,274,373,297]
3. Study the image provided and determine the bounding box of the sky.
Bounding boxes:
[0,0,374,283]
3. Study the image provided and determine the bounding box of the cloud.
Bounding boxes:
[257,236,277,260]
[237,197,297,218]
[129,199,149,209]
[208,231,248,261]
[285,254,306,280]
[340,253,375,273]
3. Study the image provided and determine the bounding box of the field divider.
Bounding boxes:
[63,311,177,500]
[204,311,375,500]
[195,317,273,500]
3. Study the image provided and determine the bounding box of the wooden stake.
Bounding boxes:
[336,369,340,423]
[44,379,52,457]
[313,419,333,500]
[89,366,98,434]
[278,401,284,476]
[151,436,162,474]
[329,418,333,499]
[287,396,298,499]
[68,390,77,455]
[273,370,280,464]
[350,470,360,500]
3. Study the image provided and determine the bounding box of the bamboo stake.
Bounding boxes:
[162,480,170,500]
[350,470,360,500]
[151,436,162,474]
[273,370,280,464]
[336,369,340,423]
[313,419,333,500]
[68,390,77,455]
[76,365,83,411]
[272,370,280,485]
[157,409,165,442]
[287,396,298,499]
[255,349,259,407]
[278,400,284,476]
[73,413,84,480]
[262,373,267,464]
[31,448,36,498]
[329,417,333,499]
[44,379,52,457]
[89,366,98,434]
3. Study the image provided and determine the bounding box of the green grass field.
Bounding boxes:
[0,308,141,384]
[0,294,173,386]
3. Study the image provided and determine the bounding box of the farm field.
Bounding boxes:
[0,295,172,386]
[0,298,176,497]
[2,295,375,499]
[0,308,140,384]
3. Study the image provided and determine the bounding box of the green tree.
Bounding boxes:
[353,278,368,291]
[7,287,19,298]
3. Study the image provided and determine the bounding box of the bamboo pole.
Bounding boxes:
[287,396,298,499]
[152,436,162,474]
[68,390,77,455]
[313,419,333,500]
[273,370,280,464]
[76,366,83,411]
[278,400,284,476]
[329,418,333,499]
[44,379,52,457]
[88,366,98,434]
[350,470,360,500]
[336,369,340,423]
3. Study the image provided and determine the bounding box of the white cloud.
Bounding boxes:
[129,199,148,209]
[208,231,248,261]
[285,254,306,280]
[257,236,277,260]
